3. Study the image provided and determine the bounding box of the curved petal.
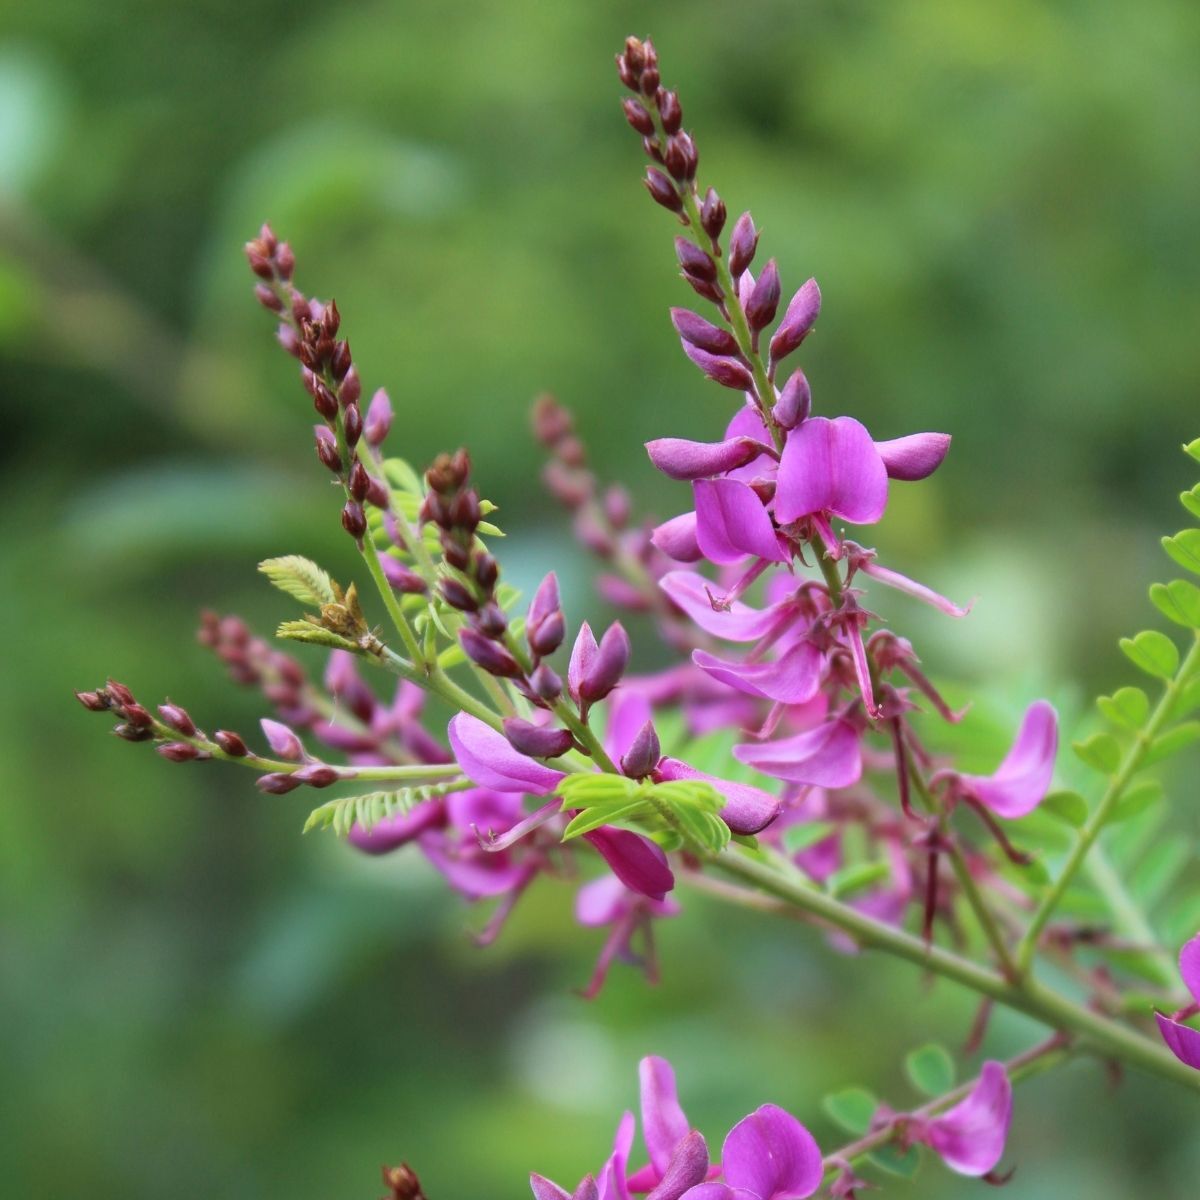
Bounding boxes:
[659,570,790,642]
[678,1187,756,1200]
[645,1132,709,1200]
[692,642,821,704]
[656,757,781,835]
[959,700,1057,819]
[693,479,787,565]
[1156,1012,1200,1070]
[531,1175,573,1200]
[638,1056,692,1178]
[652,512,704,563]
[576,875,629,927]
[874,432,951,481]
[733,720,862,789]
[585,828,675,900]
[347,799,446,855]
[647,437,771,481]
[1180,933,1200,1007]
[721,1104,823,1200]
[448,712,565,795]
[921,1061,1012,1177]
[775,416,888,526]
[607,690,655,763]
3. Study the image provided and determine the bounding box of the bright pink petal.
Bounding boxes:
[531,1175,573,1200]
[585,828,675,901]
[659,571,789,642]
[693,478,787,565]
[656,757,781,835]
[448,712,565,795]
[607,690,655,763]
[647,437,771,481]
[678,1187,756,1200]
[921,1061,1012,1177]
[874,432,951,481]
[959,700,1058,819]
[775,416,888,526]
[733,720,862,789]
[646,1131,709,1200]
[692,642,821,704]
[1156,1013,1200,1070]
[638,1056,691,1177]
[576,875,629,927]
[721,1104,823,1200]
[652,512,703,563]
[1180,933,1200,1007]
[857,559,972,617]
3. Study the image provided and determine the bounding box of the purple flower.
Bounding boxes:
[1156,933,1200,1070]
[693,479,787,565]
[261,717,304,760]
[575,875,680,998]
[659,570,797,642]
[908,1061,1012,1177]
[774,416,889,529]
[874,432,951,481]
[691,642,822,706]
[652,512,703,563]
[448,712,565,795]
[569,621,633,706]
[949,701,1058,819]
[688,1104,823,1200]
[654,757,781,835]
[646,436,772,482]
[733,719,863,789]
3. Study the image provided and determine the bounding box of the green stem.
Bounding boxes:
[359,531,426,665]
[713,849,1200,1092]
[1017,633,1200,973]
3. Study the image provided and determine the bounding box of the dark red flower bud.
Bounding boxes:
[675,237,716,282]
[640,66,660,95]
[274,242,295,280]
[256,772,302,794]
[366,477,389,508]
[123,703,153,728]
[670,308,740,356]
[341,501,367,538]
[459,628,522,678]
[440,578,478,612]
[293,764,339,788]
[449,490,481,531]
[349,460,371,502]
[157,741,200,762]
[728,212,759,276]
[312,382,338,421]
[255,284,283,312]
[214,730,248,756]
[664,132,697,182]
[530,662,563,702]
[474,601,508,638]
[113,722,153,742]
[474,552,499,589]
[657,89,682,134]
[315,429,342,473]
[339,365,361,406]
[616,54,639,91]
[700,187,726,239]
[503,717,574,759]
[74,690,108,712]
[157,703,196,736]
[106,679,136,707]
[324,299,341,338]
[258,224,277,254]
[643,168,682,213]
[442,537,471,572]
[745,259,781,330]
[343,403,363,447]
[381,558,427,594]
[623,36,646,71]
[622,98,655,135]
[643,135,664,164]
[245,249,273,280]
[620,719,661,779]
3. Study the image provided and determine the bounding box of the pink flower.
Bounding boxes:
[908,1061,1013,1177]
[950,701,1058,819]
[1156,933,1200,1070]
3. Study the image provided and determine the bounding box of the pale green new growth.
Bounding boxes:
[258,555,338,608]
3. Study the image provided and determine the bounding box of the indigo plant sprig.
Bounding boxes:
[76,31,1200,1196]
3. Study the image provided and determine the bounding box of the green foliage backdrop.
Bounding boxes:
[3,1,1199,1195]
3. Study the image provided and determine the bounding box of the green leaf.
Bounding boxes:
[1143,721,1200,767]
[1183,437,1200,464]
[649,779,724,813]
[1163,530,1200,576]
[1180,484,1200,520]
[1072,733,1121,775]
[275,620,357,650]
[1119,630,1179,680]
[303,786,436,837]
[1150,580,1200,629]
[821,1087,878,1135]
[1108,779,1164,825]
[258,555,337,607]
[555,775,640,807]
[382,456,424,496]
[1042,790,1089,828]
[867,1144,922,1179]
[1097,686,1150,729]
[562,800,648,840]
[827,861,890,899]
[904,1043,956,1097]
[782,821,837,854]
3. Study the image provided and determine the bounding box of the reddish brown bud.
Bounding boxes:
[274,242,295,280]
[312,382,338,422]
[324,299,341,338]
[440,577,478,612]
[106,679,136,707]
[441,536,471,572]
[657,89,682,134]
[340,365,361,406]
[664,132,697,182]
[330,339,352,380]
[474,552,499,589]
[123,703,153,728]
[700,187,726,239]
[622,98,655,136]
[256,772,302,794]
[157,742,200,762]
[214,730,248,756]
[157,703,196,736]
[315,431,342,473]
[75,690,108,712]
[113,722,153,742]
[245,249,273,280]
[643,135,665,165]
[366,477,389,508]
[449,490,481,531]
[623,37,646,71]
[616,54,639,90]
[255,284,283,312]
[640,66,660,95]
[343,403,363,447]
[349,460,371,502]
[293,764,339,788]
[643,168,682,213]
[341,501,367,538]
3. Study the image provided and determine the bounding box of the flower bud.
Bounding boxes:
[277,324,302,358]
[670,308,740,356]
[684,274,724,304]
[365,388,393,445]
[622,97,655,135]
[542,462,592,509]
[675,237,716,282]
[503,717,575,759]
[123,703,153,728]
[441,536,471,572]
[381,557,427,594]
[745,259,781,330]
[255,283,283,312]
[530,662,563,702]
[113,722,153,742]
[728,212,759,275]
[366,477,389,508]
[312,381,338,422]
[74,690,108,712]
[106,679,136,707]
[768,277,821,365]
[529,610,565,658]
[157,703,196,736]
[256,772,302,794]
[664,132,697,181]
[460,628,523,678]
[214,730,248,756]
[603,484,631,529]
[620,719,661,779]
[640,65,660,95]
[700,187,726,239]
[440,577,478,612]
[343,403,363,447]
[274,242,295,280]
[324,299,342,338]
[340,365,362,406]
[644,168,682,213]
[658,89,682,134]
[293,764,340,788]
[315,427,342,473]
[261,718,303,760]
[579,622,631,703]
[773,369,812,429]
[157,741,200,762]
[475,602,508,638]
[341,501,367,539]
[679,341,754,391]
[245,248,273,280]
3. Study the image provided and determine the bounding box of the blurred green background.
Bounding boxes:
[4,0,1200,1195]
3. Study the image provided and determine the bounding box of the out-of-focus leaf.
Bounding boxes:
[1072,733,1121,775]
[1097,686,1149,730]
[822,1087,877,1136]
[1119,631,1179,680]
[904,1043,955,1097]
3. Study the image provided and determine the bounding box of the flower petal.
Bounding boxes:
[694,478,787,565]
[531,1174,573,1200]
[721,1104,823,1200]
[692,642,821,704]
[874,432,951,481]
[958,700,1058,819]
[647,437,771,481]
[1180,932,1200,1007]
[448,712,565,795]
[733,721,862,789]
[646,1131,710,1200]
[347,799,445,855]
[659,570,790,642]
[921,1061,1012,1177]
[657,757,781,835]
[1156,1012,1200,1070]
[775,416,888,526]
[585,827,675,900]
[639,1056,692,1177]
